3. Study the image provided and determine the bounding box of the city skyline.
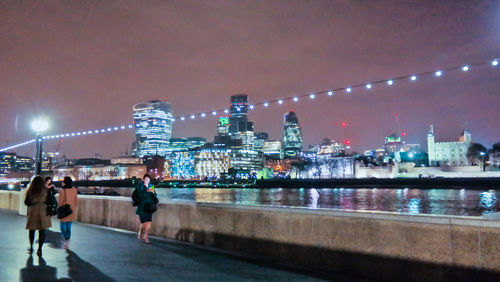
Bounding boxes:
[1,1,500,158]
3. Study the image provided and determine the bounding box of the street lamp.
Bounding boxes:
[31,118,49,175]
[480,152,486,172]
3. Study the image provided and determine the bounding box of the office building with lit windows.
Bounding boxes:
[166,151,196,179]
[52,164,146,181]
[228,94,251,135]
[0,153,34,177]
[226,94,263,174]
[195,149,231,179]
[253,132,269,153]
[282,111,303,158]
[263,140,283,160]
[169,137,207,151]
[133,100,173,157]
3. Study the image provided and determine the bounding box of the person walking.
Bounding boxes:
[58,176,78,248]
[135,174,158,243]
[24,176,52,256]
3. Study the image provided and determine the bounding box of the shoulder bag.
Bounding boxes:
[57,189,73,219]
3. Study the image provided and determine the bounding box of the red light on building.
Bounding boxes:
[345,140,351,145]
[340,122,346,127]
[401,132,406,137]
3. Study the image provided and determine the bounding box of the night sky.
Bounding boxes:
[1,0,499,158]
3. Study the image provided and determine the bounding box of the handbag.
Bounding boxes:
[144,193,159,213]
[144,202,157,213]
[57,189,73,219]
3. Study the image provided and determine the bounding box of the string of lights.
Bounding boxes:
[1,57,498,153]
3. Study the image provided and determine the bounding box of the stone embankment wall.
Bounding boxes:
[2,190,499,281]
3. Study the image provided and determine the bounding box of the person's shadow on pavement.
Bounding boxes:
[65,249,115,282]
[19,255,71,282]
[20,250,115,281]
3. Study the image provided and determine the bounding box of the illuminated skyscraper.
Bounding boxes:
[227,94,262,174]
[217,116,230,136]
[282,111,303,158]
[133,100,173,157]
[253,132,269,153]
[228,94,251,135]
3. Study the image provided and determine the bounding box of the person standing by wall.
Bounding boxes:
[135,174,158,244]
[58,176,78,248]
[45,176,56,196]
[24,176,51,256]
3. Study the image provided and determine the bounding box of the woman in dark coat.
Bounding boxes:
[136,174,157,243]
[25,175,52,256]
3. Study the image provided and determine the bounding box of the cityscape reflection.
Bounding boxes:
[154,188,500,216]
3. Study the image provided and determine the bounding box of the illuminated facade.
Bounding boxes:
[133,100,173,157]
[253,132,268,152]
[384,134,402,153]
[263,140,282,160]
[228,94,251,135]
[0,153,34,177]
[226,94,262,173]
[427,125,471,167]
[230,149,262,173]
[52,164,147,181]
[282,111,302,158]
[111,156,142,165]
[217,116,229,136]
[195,149,231,178]
[41,152,61,172]
[169,137,207,151]
[318,142,346,155]
[167,151,195,179]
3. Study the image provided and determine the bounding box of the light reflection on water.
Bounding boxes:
[72,187,500,216]
[148,188,500,216]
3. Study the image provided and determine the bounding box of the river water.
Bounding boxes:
[81,187,500,216]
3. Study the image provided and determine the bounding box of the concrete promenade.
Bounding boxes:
[0,209,362,282]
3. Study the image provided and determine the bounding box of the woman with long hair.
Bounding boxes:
[58,176,78,248]
[25,175,51,256]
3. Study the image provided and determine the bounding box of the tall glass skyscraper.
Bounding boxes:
[133,100,173,157]
[228,94,251,135]
[282,111,303,158]
[227,94,262,174]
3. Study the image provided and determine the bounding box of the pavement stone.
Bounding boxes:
[0,209,365,282]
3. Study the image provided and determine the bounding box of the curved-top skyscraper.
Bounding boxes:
[283,111,303,158]
[133,100,173,157]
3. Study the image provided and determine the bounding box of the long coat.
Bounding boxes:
[58,188,78,222]
[135,183,156,217]
[25,188,52,230]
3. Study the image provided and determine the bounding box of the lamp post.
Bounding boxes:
[480,152,486,172]
[31,118,49,175]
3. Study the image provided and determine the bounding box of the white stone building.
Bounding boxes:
[427,125,471,167]
[489,151,500,167]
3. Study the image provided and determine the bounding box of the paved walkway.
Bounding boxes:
[0,209,365,281]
